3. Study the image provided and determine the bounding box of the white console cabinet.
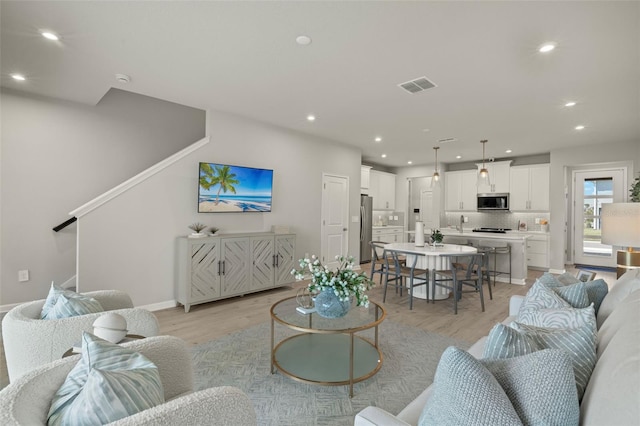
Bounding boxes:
[177,232,295,312]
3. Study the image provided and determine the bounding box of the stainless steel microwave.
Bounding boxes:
[477,193,509,211]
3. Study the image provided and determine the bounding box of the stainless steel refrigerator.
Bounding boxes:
[360,195,373,263]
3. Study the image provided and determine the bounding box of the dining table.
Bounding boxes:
[382,242,477,300]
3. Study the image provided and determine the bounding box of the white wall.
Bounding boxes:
[1,88,206,306]
[76,109,362,307]
[548,140,639,271]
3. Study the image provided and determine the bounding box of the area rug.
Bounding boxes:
[192,320,470,426]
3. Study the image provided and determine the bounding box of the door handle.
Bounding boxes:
[360,206,365,242]
[217,260,221,276]
[222,260,226,275]
[343,228,348,232]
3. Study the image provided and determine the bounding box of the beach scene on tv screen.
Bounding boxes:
[199,163,273,212]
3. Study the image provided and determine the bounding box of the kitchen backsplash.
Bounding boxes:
[373,211,404,226]
[444,212,550,232]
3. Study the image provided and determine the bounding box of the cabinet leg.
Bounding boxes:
[184,304,190,313]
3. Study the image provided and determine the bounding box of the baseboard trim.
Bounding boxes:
[137,300,177,312]
[548,268,566,274]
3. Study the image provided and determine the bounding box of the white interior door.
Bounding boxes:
[321,174,349,270]
[573,168,625,267]
[420,189,437,231]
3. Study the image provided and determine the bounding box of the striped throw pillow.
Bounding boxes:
[510,322,597,400]
[41,283,103,319]
[47,332,164,426]
[516,305,596,329]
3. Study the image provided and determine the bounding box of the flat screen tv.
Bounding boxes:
[198,162,273,213]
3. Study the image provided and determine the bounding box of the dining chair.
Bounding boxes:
[383,249,429,310]
[369,241,388,285]
[432,253,485,314]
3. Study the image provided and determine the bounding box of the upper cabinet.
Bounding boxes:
[369,170,396,210]
[445,170,477,211]
[510,164,550,211]
[360,166,372,192]
[476,161,511,193]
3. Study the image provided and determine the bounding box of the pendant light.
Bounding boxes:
[431,146,441,188]
[477,139,491,187]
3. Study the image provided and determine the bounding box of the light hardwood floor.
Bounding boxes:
[154,265,615,345]
[1,266,616,389]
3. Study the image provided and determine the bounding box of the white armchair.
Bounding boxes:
[0,336,257,425]
[2,290,160,382]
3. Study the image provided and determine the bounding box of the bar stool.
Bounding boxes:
[479,242,511,285]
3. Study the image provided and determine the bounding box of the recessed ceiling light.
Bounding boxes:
[456,155,462,159]
[407,161,413,165]
[505,149,512,153]
[565,101,576,107]
[296,35,312,46]
[422,128,430,132]
[575,125,585,130]
[41,31,59,41]
[538,42,556,53]
[11,74,26,81]
[306,114,316,122]
[374,136,382,142]
[381,154,387,158]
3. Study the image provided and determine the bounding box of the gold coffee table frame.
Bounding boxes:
[270,296,386,397]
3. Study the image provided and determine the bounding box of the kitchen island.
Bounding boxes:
[407,228,532,285]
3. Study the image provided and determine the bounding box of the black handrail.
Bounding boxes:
[53,216,77,232]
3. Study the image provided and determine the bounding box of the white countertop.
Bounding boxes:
[372,225,403,230]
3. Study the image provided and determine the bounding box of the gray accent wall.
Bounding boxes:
[1,88,206,306]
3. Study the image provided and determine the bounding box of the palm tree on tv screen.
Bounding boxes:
[200,164,240,205]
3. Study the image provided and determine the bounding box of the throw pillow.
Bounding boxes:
[41,283,103,320]
[419,346,579,426]
[537,273,608,314]
[510,322,597,400]
[519,280,573,311]
[516,304,596,329]
[47,332,164,426]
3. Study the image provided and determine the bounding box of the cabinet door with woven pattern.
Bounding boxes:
[252,236,275,290]
[275,235,296,286]
[220,237,251,296]
[190,241,221,301]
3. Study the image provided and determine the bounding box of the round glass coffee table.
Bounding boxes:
[270,296,386,397]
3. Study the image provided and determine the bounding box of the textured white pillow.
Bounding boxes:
[47,332,164,426]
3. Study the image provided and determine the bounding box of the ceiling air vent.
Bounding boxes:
[398,76,437,94]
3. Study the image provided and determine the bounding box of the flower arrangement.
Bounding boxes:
[291,255,374,308]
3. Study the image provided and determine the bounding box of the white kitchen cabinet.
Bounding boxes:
[445,170,477,211]
[510,164,550,211]
[525,233,550,269]
[178,232,296,312]
[370,170,396,210]
[476,161,512,194]
[360,166,372,192]
[372,227,404,243]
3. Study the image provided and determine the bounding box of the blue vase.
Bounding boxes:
[314,289,352,318]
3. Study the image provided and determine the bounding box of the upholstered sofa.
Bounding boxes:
[355,269,640,426]
[2,290,160,382]
[0,335,256,425]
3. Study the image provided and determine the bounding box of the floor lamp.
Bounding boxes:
[601,203,640,278]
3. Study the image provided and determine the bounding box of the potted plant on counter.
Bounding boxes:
[431,229,444,246]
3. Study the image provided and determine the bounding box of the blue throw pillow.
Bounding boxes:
[419,347,579,426]
[41,283,103,319]
[537,273,608,314]
[47,332,164,425]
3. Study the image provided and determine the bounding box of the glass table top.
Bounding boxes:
[271,296,386,333]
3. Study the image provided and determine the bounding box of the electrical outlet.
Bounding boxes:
[18,269,29,282]
[351,215,359,222]
[464,216,469,223]
[393,215,398,220]
[535,218,540,224]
